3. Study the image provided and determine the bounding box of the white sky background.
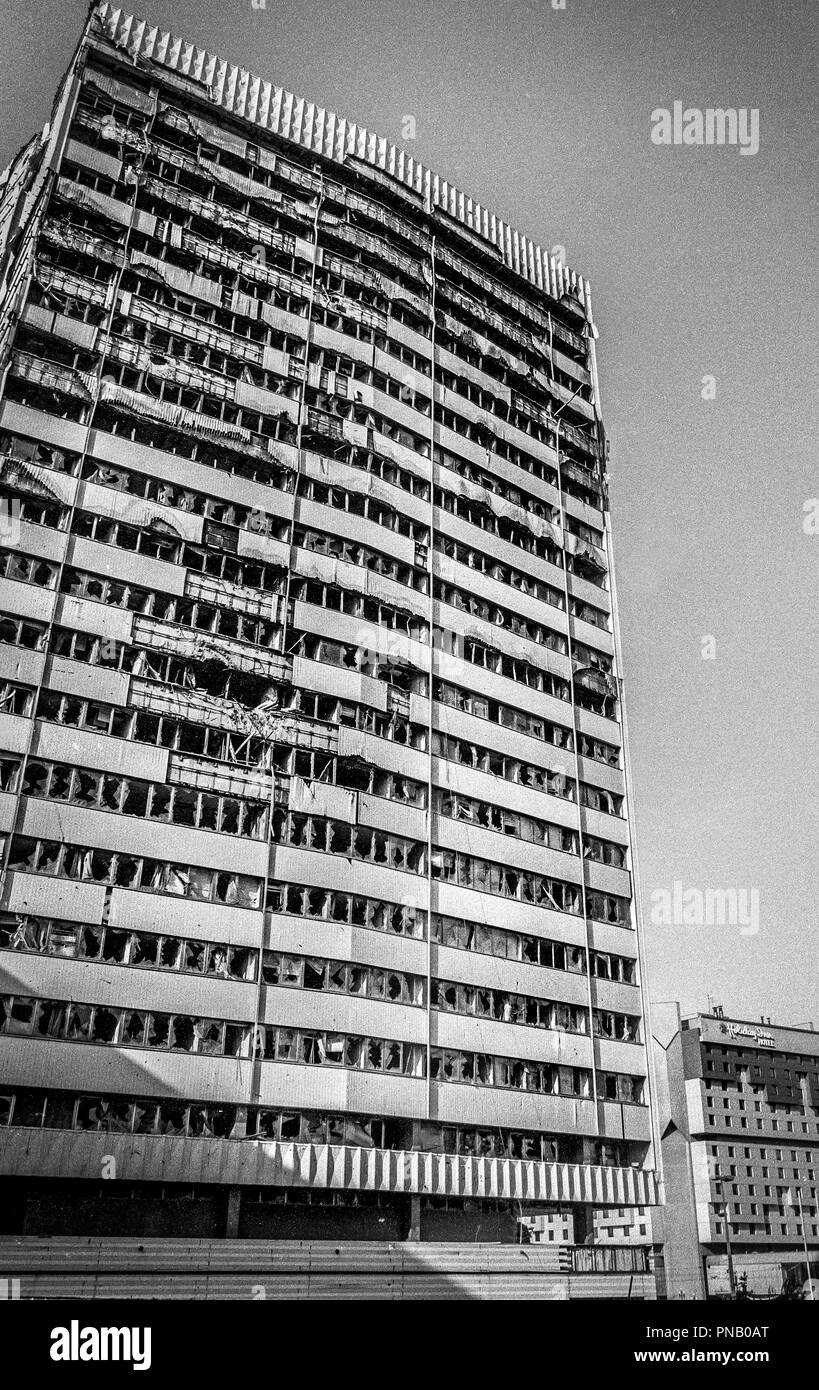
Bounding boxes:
[1,0,816,1027]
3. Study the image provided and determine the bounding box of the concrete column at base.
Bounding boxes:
[651,1244,667,1299]
[406,1194,422,1241]
[225,1187,242,1238]
[405,1120,423,1240]
[573,1203,595,1245]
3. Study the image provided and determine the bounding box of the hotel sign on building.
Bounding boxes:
[721,1023,775,1049]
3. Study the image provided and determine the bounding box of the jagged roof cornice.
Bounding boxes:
[93,3,592,317]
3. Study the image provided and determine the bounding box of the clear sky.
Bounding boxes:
[1,0,816,1027]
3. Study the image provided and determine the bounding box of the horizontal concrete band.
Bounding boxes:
[0,1272,659,1300]
[0,1128,658,1205]
[0,1238,658,1299]
[0,1237,572,1272]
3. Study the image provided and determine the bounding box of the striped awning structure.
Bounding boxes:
[0,1129,659,1206]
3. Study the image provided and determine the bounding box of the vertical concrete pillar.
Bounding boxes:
[407,1194,422,1242]
[573,1203,595,1245]
[226,1187,242,1238]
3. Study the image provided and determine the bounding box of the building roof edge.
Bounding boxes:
[94,3,592,315]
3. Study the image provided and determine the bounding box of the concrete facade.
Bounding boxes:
[0,2,658,1247]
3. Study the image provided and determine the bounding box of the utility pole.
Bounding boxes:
[716,1169,737,1299]
[796,1189,815,1300]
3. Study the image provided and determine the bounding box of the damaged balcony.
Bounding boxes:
[128,679,339,758]
[131,614,289,690]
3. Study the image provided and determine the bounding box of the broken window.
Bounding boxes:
[324,1034,345,1065]
[276,1028,296,1061]
[102,929,129,963]
[89,850,114,884]
[159,1103,187,1136]
[132,934,159,966]
[67,1005,92,1040]
[91,1008,118,1043]
[170,1016,195,1051]
[46,923,77,957]
[183,942,205,973]
[303,959,326,990]
[75,771,101,807]
[114,855,140,888]
[207,946,229,977]
[195,1020,222,1055]
[187,867,212,901]
[22,762,48,797]
[148,1015,170,1047]
[123,1010,147,1043]
[100,775,123,811]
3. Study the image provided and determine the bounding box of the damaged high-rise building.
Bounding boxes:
[0,2,660,1254]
